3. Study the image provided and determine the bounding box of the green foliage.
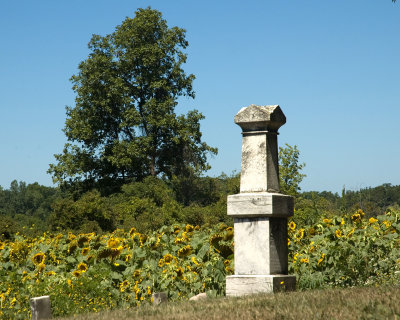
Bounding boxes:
[279,144,306,196]
[289,207,400,290]
[0,180,59,218]
[48,190,114,233]
[294,192,340,226]
[48,176,234,234]
[0,181,61,239]
[0,223,233,319]
[48,7,216,192]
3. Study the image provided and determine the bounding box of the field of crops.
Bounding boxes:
[2,208,400,319]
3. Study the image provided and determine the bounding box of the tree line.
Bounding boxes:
[1,175,400,240]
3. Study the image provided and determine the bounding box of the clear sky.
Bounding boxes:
[1,0,399,193]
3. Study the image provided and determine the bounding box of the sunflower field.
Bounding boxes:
[290,208,400,289]
[2,208,400,319]
[0,223,234,319]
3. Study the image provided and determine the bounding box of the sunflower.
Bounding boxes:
[191,256,199,265]
[383,220,392,228]
[323,218,332,225]
[300,258,309,264]
[139,234,147,244]
[38,263,46,273]
[369,217,378,224]
[77,262,88,272]
[224,229,234,241]
[107,238,121,249]
[81,247,90,256]
[318,253,325,265]
[97,248,112,259]
[173,226,181,235]
[133,270,141,278]
[335,229,342,238]
[178,245,192,258]
[210,234,223,246]
[110,246,123,259]
[77,235,90,247]
[288,221,296,231]
[68,240,78,253]
[351,213,362,223]
[72,270,82,278]
[120,280,130,292]
[347,228,355,238]
[68,232,76,242]
[176,266,184,277]
[174,237,185,244]
[129,227,137,238]
[294,229,305,241]
[32,253,45,266]
[185,224,194,232]
[163,253,174,264]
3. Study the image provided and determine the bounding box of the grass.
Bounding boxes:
[56,286,400,320]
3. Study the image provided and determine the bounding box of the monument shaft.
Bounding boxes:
[226,105,296,296]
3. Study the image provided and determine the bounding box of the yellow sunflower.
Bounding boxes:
[178,245,192,258]
[77,262,88,272]
[176,266,184,277]
[369,217,378,224]
[300,258,309,264]
[72,270,82,278]
[38,263,46,273]
[129,227,137,238]
[163,253,174,264]
[318,253,325,265]
[294,229,305,241]
[32,253,45,266]
[107,238,121,249]
[192,256,199,265]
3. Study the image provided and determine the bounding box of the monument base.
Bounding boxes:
[226,275,296,296]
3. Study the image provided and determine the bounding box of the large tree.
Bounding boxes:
[49,8,217,190]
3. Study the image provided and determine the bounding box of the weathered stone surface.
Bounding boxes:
[226,275,296,296]
[235,106,284,193]
[152,292,168,305]
[189,292,208,301]
[30,296,52,320]
[234,105,286,132]
[239,132,280,193]
[227,193,294,217]
[233,217,288,275]
[226,104,296,296]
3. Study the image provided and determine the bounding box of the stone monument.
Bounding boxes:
[30,295,52,319]
[226,104,296,296]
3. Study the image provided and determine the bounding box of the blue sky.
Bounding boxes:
[0,0,399,193]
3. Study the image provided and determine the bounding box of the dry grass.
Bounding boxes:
[56,286,400,320]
